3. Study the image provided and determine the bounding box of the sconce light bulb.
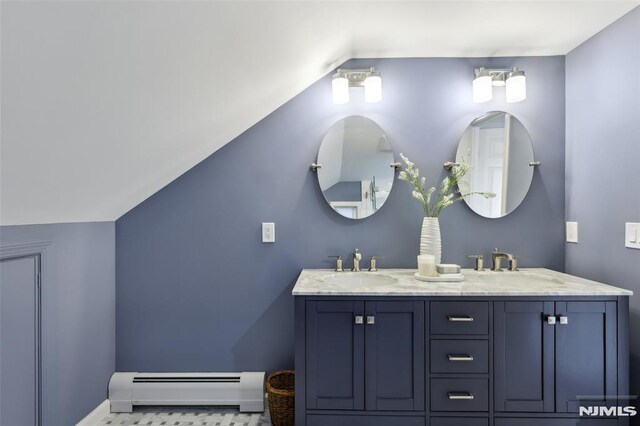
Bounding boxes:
[506,69,526,103]
[332,73,349,104]
[364,72,382,103]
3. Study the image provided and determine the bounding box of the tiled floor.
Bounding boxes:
[97,406,272,426]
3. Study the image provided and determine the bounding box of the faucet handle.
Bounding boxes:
[353,248,362,260]
[328,255,344,272]
[467,255,484,271]
[368,256,383,272]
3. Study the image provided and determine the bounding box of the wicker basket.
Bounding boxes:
[266,370,295,426]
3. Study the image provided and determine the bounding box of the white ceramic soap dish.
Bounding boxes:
[414,272,464,282]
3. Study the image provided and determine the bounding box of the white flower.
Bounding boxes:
[400,153,415,169]
[426,187,435,204]
[399,153,474,217]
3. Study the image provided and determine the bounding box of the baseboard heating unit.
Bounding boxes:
[108,372,265,413]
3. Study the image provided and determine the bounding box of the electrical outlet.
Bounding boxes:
[262,222,275,243]
[625,223,640,249]
[566,221,578,243]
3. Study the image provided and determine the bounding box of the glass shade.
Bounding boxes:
[364,74,382,103]
[473,75,493,103]
[506,73,526,103]
[332,75,349,104]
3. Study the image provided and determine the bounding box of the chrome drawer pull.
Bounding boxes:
[447,315,474,322]
[447,354,474,362]
[448,392,474,400]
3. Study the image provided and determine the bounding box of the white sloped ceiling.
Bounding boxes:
[1,1,638,225]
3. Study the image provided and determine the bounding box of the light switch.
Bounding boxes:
[262,222,275,243]
[566,221,578,243]
[625,223,640,249]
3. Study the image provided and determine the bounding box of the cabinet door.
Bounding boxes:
[364,301,425,411]
[306,301,365,410]
[555,301,617,413]
[494,301,555,412]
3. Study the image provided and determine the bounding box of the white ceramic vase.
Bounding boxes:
[420,217,441,265]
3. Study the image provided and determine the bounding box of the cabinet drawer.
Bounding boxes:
[307,414,425,426]
[430,302,489,335]
[430,378,488,412]
[431,418,488,426]
[495,419,617,426]
[430,340,489,374]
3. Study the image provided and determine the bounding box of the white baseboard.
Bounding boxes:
[76,399,110,426]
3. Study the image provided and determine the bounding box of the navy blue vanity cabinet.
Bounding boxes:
[494,301,555,412]
[495,300,621,414]
[305,300,365,410]
[555,301,618,413]
[295,295,630,426]
[364,300,425,411]
[430,301,491,426]
[304,300,424,412]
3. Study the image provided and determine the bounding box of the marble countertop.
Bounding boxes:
[291,268,633,296]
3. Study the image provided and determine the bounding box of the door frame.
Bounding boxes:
[1,240,51,426]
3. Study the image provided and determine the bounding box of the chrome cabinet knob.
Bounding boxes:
[366,316,375,325]
[354,316,364,325]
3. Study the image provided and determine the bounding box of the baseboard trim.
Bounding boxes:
[76,399,109,426]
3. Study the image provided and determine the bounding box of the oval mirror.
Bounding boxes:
[316,116,395,219]
[456,111,534,218]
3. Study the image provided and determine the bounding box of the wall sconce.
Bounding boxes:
[472,67,526,103]
[332,67,382,104]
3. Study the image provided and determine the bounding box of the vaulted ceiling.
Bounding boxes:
[2,1,638,225]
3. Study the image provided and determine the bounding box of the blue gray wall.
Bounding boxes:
[116,56,566,372]
[0,223,115,426]
[565,5,640,401]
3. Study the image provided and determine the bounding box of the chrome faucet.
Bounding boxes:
[491,248,516,272]
[352,249,362,272]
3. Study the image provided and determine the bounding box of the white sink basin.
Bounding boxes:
[322,273,398,288]
[477,272,563,286]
